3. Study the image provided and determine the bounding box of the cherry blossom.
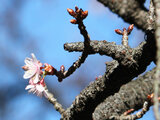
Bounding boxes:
[22,53,43,83]
[25,78,46,97]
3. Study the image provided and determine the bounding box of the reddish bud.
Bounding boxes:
[95,75,102,80]
[44,63,55,75]
[67,9,75,16]
[127,24,134,34]
[81,10,88,19]
[115,29,123,35]
[22,66,28,71]
[70,19,77,24]
[67,8,76,17]
[75,6,81,14]
[128,24,134,31]
[147,93,154,100]
[40,67,44,70]
[123,109,134,116]
[75,6,79,12]
[60,65,65,73]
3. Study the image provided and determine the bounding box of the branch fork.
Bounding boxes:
[115,24,134,47]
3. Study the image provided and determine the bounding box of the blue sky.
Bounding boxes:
[0,0,155,120]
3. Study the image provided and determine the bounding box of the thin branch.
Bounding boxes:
[122,28,129,47]
[110,101,151,120]
[44,86,65,115]
[54,7,90,82]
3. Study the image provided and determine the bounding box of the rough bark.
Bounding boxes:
[59,1,157,120]
[93,68,156,120]
[61,30,155,119]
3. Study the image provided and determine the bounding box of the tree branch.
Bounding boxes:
[64,29,155,68]
[153,0,160,119]
[93,68,156,120]
[97,0,148,31]
[61,29,156,119]
[59,2,156,119]
[44,87,65,115]
[55,7,91,82]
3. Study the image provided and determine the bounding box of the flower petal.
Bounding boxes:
[33,73,40,84]
[23,69,35,79]
[36,90,43,97]
[24,57,33,66]
[36,84,45,92]
[25,85,34,90]
[31,53,38,63]
[28,88,36,93]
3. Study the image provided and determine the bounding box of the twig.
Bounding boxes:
[110,93,157,120]
[110,101,151,120]
[54,7,90,82]
[44,86,65,115]
[111,93,160,120]
[65,24,138,68]
[115,24,134,47]
[122,28,129,47]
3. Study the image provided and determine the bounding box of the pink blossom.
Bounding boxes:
[23,53,43,83]
[25,79,46,97]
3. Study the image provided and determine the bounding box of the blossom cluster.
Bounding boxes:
[22,53,55,97]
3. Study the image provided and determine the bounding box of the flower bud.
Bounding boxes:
[115,29,123,35]
[128,24,134,31]
[127,24,134,34]
[81,10,88,19]
[70,19,77,24]
[75,6,79,12]
[75,6,81,14]
[67,8,76,17]
[22,66,28,71]
[60,65,65,73]
[44,63,55,75]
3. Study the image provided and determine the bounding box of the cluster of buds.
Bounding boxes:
[115,24,134,47]
[67,6,88,24]
[115,24,134,35]
[44,63,56,75]
[22,53,56,97]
